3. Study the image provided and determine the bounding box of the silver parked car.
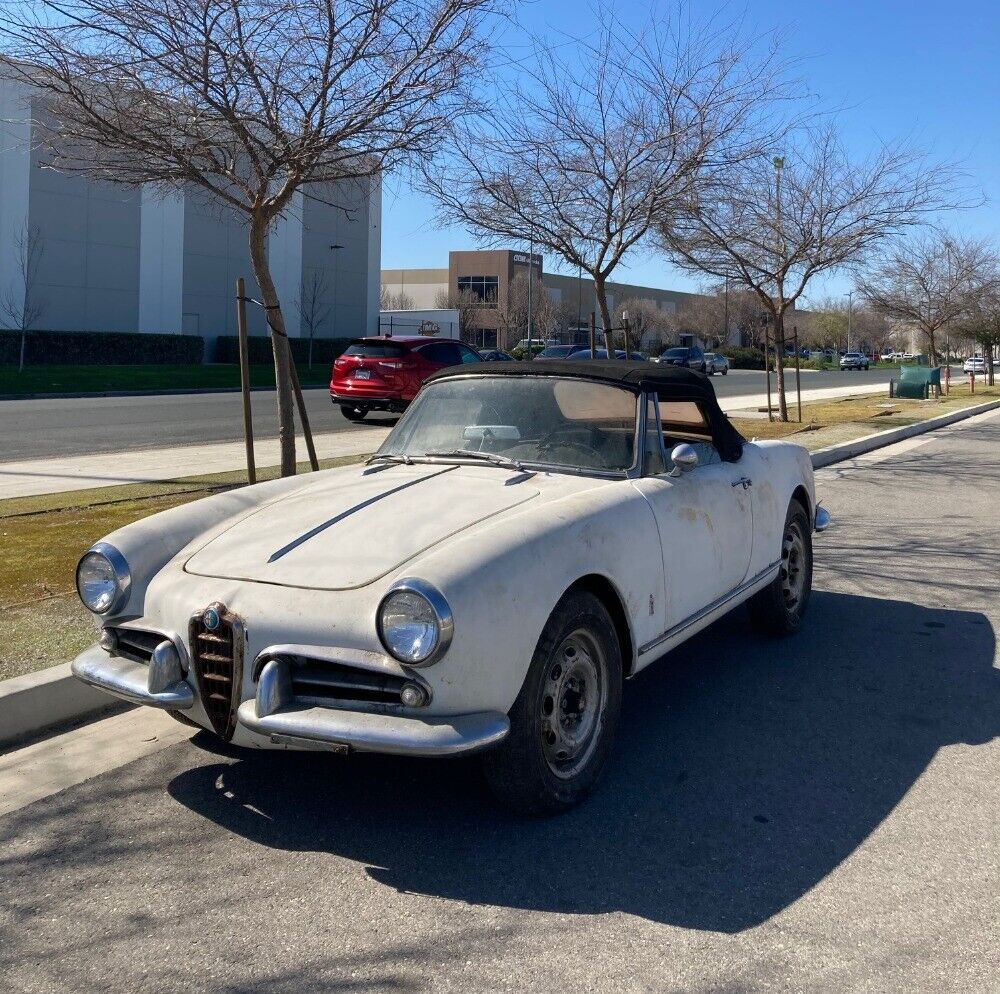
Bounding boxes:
[704,352,730,376]
[839,352,870,371]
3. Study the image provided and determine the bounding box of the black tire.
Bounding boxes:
[747,500,813,637]
[483,590,623,815]
[700,362,707,374]
[341,405,367,422]
[722,368,728,375]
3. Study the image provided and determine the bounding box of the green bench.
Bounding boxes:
[890,366,942,399]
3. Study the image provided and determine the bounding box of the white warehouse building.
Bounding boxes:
[0,80,381,351]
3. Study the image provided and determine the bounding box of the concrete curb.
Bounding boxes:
[0,662,128,749]
[2,395,998,751]
[809,398,1000,469]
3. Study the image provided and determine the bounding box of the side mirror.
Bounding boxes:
[669,443,699,477]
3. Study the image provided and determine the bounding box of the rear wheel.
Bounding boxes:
[483,590,623,814]
[747,500,812,636]
[341,405,368,422]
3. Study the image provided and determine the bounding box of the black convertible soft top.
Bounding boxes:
[428,359,746,462]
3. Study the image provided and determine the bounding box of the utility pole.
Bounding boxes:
[323,243,343,368]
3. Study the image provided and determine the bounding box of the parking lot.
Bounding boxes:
[1,409,997,994]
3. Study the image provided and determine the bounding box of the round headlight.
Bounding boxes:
[76,543,130,615]
[377,579,453,666]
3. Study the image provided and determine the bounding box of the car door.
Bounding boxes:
[631,394,753,631]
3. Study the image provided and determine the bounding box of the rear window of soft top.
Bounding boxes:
[344,341,409,358]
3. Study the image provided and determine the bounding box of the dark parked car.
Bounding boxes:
[654,346,706,372]
[480,349,515,362]
[567,348,647,360]
[536,345,583,359]
[330,336,482,420]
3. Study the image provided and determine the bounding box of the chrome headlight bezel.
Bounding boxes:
[376,577,454,667]
[76,542,131,615]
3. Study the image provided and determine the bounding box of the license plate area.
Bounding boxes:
[353,369,372,380]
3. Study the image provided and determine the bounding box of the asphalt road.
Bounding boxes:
[2,410,998,993]
[0,367,897,462]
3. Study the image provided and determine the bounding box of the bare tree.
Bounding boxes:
[386,290,415,311]
[664,126,962,419]
[0,223,46,372]
[434,286,485,340]
[0,0,493,474]
[295,269,332,369]
[952,287,1000,386]
[422,11,790,343]
[616,297,673,348]
[857,232,999,366]
[379,284,392,311]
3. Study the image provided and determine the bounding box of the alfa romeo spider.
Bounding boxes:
[72,362,830,812]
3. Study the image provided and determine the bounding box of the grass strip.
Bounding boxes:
[0,363,330,396]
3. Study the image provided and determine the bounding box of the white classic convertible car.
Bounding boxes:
[73,361,829,813]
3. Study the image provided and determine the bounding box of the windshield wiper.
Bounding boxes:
[365,453,413,466]
[424,449,524,471]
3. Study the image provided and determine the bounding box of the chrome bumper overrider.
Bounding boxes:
[237,658,509,756]
[71,644,194,710]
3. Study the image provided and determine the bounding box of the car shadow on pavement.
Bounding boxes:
[167,591,1000,934]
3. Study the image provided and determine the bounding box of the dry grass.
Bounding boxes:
[730,384,1000,441]
[0,452,367,681]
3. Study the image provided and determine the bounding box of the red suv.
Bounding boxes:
[330,336,483,421]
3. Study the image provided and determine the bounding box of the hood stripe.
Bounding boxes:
[266,466,456,564]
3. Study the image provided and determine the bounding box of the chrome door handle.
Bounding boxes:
[732,477,753,490]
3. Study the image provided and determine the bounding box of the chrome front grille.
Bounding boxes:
[190,604,243,740]
[291,658,409,706]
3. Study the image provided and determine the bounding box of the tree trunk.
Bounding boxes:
[925,327,937,366]
[773,309,789,422]
[594,278,614,355]
[249,216,297,477]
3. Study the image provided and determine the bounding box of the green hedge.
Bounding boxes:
[214,335,354,365]
[0,328,204,366]
[720,347,765,370]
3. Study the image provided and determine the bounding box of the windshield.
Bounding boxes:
[376,376,638,473]
[661,347,688,358]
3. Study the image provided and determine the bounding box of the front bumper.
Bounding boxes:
[237,701,509,756]
[71,644,193,710]
[236,657,508,756]
[71,644,510,757]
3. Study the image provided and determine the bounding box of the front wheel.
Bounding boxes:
[722,368,728,375]
[340,405,367,422]
[746,500,813,637]
[483,590,623,814]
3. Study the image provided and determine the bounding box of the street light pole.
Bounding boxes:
[845,290,854,354]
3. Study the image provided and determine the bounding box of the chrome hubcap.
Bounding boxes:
[540,629,607,779]
[781,521,807,611]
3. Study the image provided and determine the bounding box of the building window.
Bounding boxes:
[457,275,499,307]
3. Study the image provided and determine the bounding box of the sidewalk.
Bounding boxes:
[0,427,392,500]
[0,381,889,501]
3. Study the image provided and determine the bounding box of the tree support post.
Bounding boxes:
[793,325,802,423]
[235,277,257,485]
[589,312,597,358]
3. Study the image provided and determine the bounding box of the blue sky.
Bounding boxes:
[381,0,1000,305]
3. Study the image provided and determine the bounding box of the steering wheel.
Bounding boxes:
[537,426,605,460]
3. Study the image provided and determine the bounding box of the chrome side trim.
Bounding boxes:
[637,560,781,657]
[236,701,510,757]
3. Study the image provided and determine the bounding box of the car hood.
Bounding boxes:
[184,464,540,590]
